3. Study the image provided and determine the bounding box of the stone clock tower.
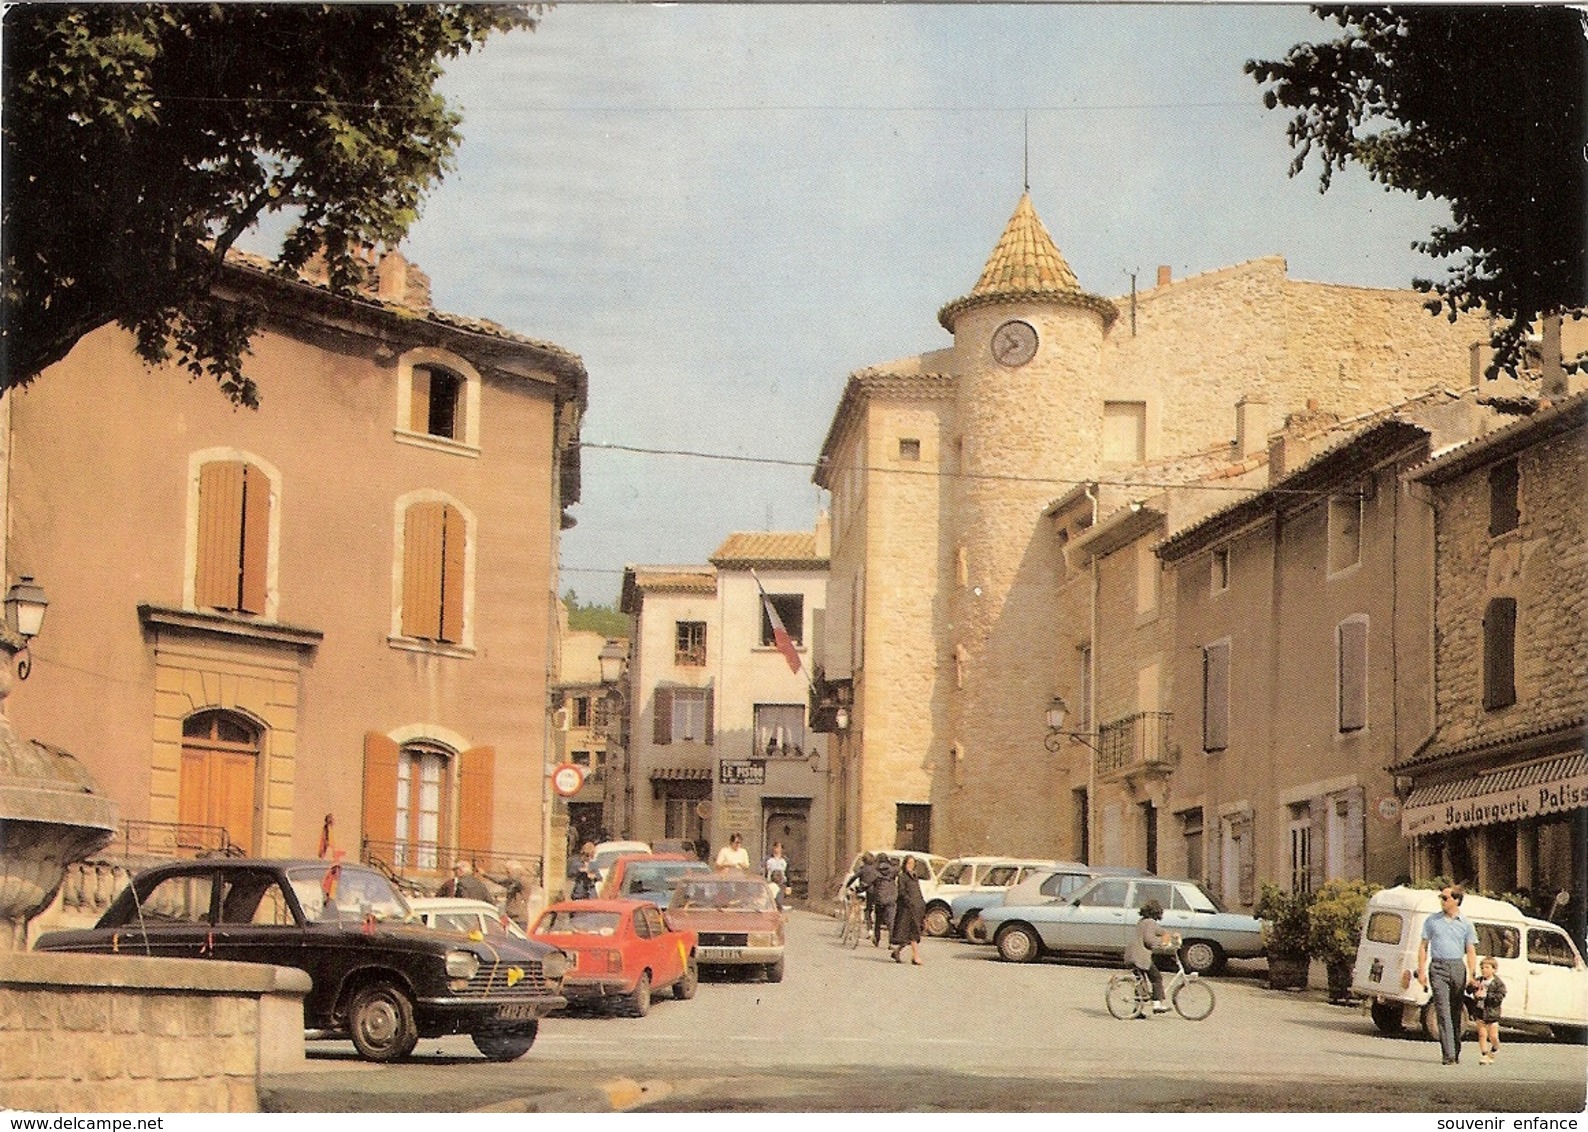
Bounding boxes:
[936,192,1116,849]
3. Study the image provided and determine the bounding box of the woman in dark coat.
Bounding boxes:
[890,856,927,965]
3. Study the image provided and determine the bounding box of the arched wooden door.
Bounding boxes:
[179,710,259,854]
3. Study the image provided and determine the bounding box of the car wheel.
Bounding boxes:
[672,958,698,1000]
[347,981,419,1063]
[622,972,652,1018]
[1180,939,1224,976]
[922,903,952,938]
[963,914,989,944]
[995,923,1042,963]
[472,1021,538,1062]
[765,957,785,983]
[1370,1001,1405,1036]
[1550,1025,1587,1044]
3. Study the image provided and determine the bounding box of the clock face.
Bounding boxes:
[991,320,1039,367]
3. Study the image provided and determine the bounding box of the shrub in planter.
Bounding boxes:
[1256,882,1313,990]
[1308,879,1379,1002]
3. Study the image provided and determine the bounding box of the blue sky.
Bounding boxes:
[256,5,1454,606]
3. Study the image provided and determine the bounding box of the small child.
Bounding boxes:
[1472,955,1507,1065]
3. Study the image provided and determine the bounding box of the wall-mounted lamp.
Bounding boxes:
[1044,695,1101,753]
[598,638,627,685]
[4,576,48,680]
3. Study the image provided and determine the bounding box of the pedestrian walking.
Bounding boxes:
[890,855,926,965]
[852,852,879,936]
[870,854,898,947]
[1417,884,1479,1064]
[1472,956,1508,1065]
[567,841,600,900]
[436,859,490,901]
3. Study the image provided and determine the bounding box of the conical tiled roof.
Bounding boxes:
[938,193,1117,332]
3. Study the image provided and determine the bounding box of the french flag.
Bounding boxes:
[755,573,801,674]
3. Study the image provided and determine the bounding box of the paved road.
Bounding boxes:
[260,908,1588,1112]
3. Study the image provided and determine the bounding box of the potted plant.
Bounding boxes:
[1256,882,1313,990]
[1308,879,1380,1003]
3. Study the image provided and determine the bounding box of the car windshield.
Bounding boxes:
[623,862,706,895]
[938,862,972,885]
[287,865,410,925]
[672,880,774,911]
[538,909,621,935]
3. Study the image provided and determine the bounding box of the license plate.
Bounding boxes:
[696,947,741,961]
[495,1003,538,1022]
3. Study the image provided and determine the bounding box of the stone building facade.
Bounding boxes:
[1399,392,1587,939]
[812,191,1485,896]
[5,250,585,925]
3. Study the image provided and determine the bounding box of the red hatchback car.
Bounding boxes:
[530,898,698,1017]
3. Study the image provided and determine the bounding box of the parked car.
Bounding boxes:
[407,896,529,941]
[955,863,1150,942]
[1352,885,1588,1041]
[980,874,1263,974]
[664,869,786,982]
[840,849,951,904]
[591,839,652,883]
[530,898,698,1017]
[599,853,711,909]
[32,858,567,1062]
[922,857,1063,937]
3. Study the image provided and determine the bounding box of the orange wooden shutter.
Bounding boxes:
[402,502,445,638]
[362,731,401,854]
[197,461,245,609]
[704,686,714,745]
[239,464,270,614]
[439,504,466,644]
[457,745,495,854]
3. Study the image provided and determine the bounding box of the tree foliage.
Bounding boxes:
[1247,6,1587,375]
[2,4,538,405]
[563,590,628,638]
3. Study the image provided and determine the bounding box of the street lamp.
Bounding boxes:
[1044,695,1101,753]
[4,576,48,680]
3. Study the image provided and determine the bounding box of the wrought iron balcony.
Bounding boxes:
[1094,711,1176,779]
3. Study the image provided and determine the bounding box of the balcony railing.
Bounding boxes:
[1094,711,1176,778]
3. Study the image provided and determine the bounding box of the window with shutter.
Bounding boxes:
[1338,617,1368,731]
[401,500,467,643]
[1483,597,1518,709]
[1202,641,1230,752]
[1488,459,1520,537]
[196,460,270,614]
[654,687,674,745]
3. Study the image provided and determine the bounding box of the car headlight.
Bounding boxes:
[540,948,569,982]
[445,949,481,979]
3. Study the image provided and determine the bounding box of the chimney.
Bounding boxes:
[1235,396,1269,460]
[814,510,831,559]
[1267,433,1288,482]
[1157,265,1172,288]
[377,250,409,303]
[1541,313,1568,401]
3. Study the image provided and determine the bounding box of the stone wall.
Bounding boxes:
[0,952,308,1113]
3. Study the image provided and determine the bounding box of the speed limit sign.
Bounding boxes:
[551,763,586,798]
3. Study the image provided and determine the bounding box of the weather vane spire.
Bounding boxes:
[1023,111,1030,192]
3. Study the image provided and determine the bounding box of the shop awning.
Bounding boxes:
[1402,752,1588,837]
[649,767,712,781]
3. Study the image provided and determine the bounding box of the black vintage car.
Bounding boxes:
[32,858,567,1063]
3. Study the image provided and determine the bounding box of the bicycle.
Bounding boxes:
[839,888,866,949]
[1106,948,1215,1021]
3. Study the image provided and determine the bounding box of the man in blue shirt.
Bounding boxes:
[1417,885,1479,1064]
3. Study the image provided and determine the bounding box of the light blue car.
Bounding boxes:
[978,875,1264,975]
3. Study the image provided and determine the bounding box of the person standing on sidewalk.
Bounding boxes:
[1417,885,1479,1065]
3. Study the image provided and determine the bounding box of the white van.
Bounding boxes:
[1351,885,1588,1041]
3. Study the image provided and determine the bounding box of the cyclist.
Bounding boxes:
[1125,898,1180,1015]
[849,852,879,936]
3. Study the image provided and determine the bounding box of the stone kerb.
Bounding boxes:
[0,951,309,1113]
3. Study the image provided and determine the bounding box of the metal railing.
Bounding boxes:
[1094,711,1176,778]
